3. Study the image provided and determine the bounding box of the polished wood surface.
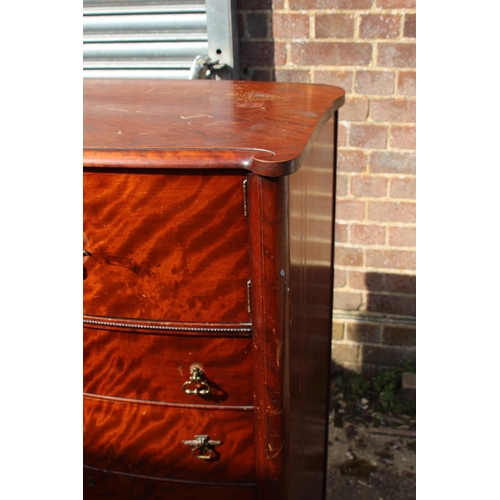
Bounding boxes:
[246,117,337,500]
[83,80,345,499]
[287,117,337,499]
[84,326,254,406]
[84,397,255,483]
[83,469,256,500]
[84,79,344,176]
[247,171,289,500]
[83,170,250,323]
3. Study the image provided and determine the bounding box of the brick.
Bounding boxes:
[350,271,416,293]
[382,325,416,346]
[350,224,386,245]
[349,270,384,291]
[384,273,416,293]
[334,245,364,267]
[272,13,309,39]
[249,69,273,81]
[340,97,369,121]
[402,372,416,403]
[332,342,359,364]
[370,151,416,174]
[378,43,416,68]
[359,15,401,39]
[335,222,349,243]
[346,322,381,343]
[238,14,246,39]
[366,249,416,270]
[332,322,345,340]
[314,70,353,92]
[246,13,269,38]
[290,0,372,7]
[239,41,286,66]
[370,98,416,123]
[349,124,388,149]
[333,291,363,310]
[291,42,372,66]
[334,269,347,288]
[388,226,416,247]
[375,0,416,7]
[339,361,364,373]
[355,70,395,95]
[338,123,348,146]
[404,14,416,38]
[368,201,416,223]
[315,14,355,39]
[390,177,415,199]
[237,0,274,8]
[338,149,367,173]
[239,68,272,81]
[397,71,416,96]
[367,292,416,316]
[274,69,311,83]
[361,344,416,366]
[350,175,388,197]
[336,173,348,196]
[389,125,416,149]
[336,200,366,221]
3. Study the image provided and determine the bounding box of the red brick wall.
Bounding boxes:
[237,0,416,373]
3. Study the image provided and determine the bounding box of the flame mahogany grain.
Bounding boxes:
[83,468,256,500]
[83,170,250,323]
[84,397,255,483]
[84,79,345,177]
[83,326,254,406]
[83,79,344,500]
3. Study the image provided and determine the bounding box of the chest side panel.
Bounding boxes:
[83,170,250,323]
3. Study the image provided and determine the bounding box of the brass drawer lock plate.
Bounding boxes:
[182,434,222,460]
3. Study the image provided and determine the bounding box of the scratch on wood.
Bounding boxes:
[104,108,128,113]
[180,114,213,120]
[268,440,285,458]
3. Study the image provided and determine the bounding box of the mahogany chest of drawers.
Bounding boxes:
[83,79,344,499]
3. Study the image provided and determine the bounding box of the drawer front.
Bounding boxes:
[84,397,255,483]
[83,469,256,500]
[83,171,250,323]
[83,326,254,406]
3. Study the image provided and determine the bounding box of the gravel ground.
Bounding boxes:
[326,416,416,500]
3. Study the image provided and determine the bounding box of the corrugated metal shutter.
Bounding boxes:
[83,0,238,79]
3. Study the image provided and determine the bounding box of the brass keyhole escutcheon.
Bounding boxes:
[182,435,221,460]
[182,365,211,395]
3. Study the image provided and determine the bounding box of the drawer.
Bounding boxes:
[83,171,250,323]
[83,326,254,406]
[83,468,256,500]
[83,397,255,483]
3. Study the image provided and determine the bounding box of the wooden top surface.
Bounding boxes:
[83,79,344,176]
